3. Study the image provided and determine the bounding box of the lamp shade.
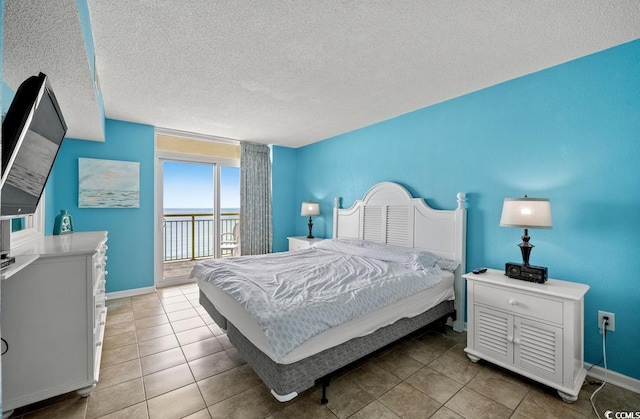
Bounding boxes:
[500,197,552,229]
[301,202,320,216]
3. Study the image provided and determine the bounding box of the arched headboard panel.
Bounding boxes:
[332,182,467,332]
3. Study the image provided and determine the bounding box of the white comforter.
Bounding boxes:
[192,239,456,361]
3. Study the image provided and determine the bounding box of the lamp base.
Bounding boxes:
[505,262,548,283]
[518,228,533,265]
[307,216,314,239]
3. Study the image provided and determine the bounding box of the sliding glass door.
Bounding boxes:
[158,159,239,285]
[219,166,241,257]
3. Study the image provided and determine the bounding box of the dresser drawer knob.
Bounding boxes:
[509,299,517,306]
[96,341,102,347]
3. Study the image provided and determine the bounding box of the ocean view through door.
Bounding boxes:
[162,161,240,282]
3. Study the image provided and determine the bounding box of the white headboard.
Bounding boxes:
[333,182,467,332]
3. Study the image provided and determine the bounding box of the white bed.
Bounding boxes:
[195,181,467,402]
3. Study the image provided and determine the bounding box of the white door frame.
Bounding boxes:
[154,151,239,288]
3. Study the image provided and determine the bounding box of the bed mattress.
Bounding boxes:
[197,269,454,364]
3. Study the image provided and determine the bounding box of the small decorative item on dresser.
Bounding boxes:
[53,209,74,235]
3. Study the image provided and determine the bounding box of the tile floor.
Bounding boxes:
[7,283,640,419]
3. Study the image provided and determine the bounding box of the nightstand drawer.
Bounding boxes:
[287,236,324,251]
[474,283,562,324]
[289,240,306,252]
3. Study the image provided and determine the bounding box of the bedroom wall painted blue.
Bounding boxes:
[271,145,298,252]
[48,119,155,293]
[289,39,640,381]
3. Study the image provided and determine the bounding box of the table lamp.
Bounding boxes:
[500,195,552,281]
[301,202,320,239]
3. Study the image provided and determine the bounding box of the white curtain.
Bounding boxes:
[240,142,272,255]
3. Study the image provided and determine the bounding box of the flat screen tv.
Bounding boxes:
[1,72,67,217]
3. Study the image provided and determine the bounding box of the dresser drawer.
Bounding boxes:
[93,306,107,381]
[92,258,104,288]
[474,283,563,324]
[94,289,106,328]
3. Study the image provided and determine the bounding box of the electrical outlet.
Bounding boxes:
[597,310,615,333]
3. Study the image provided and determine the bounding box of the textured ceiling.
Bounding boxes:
[5,2,640,147]
[4,0,104,141]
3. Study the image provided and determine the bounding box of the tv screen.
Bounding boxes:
[1,72,67,217]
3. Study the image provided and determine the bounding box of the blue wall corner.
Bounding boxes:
[49,119,155,292]
[271,145,298,251]
[44,171,57,228]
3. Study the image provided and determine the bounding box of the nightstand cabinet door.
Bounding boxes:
[515,317,562,383]
[474,305,513,365]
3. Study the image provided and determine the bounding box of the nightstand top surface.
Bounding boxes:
[463,268,589,300]
[287,236,325,241]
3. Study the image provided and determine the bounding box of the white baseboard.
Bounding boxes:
[106,286,156,300]
[584,363,640,394]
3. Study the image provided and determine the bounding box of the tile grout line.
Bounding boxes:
[173,287,210,415]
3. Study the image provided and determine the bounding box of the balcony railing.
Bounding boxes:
[163,212,240,262]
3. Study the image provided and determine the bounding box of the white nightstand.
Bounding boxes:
[287,236,324,251]
[463,268,589,402]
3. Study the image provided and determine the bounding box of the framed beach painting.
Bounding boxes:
[79,158,140,208]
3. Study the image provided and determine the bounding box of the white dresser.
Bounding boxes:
[287,236,324,251]
[1,231,108,415]
[463,269,589,402]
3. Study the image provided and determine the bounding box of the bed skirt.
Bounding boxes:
[200,290,454,399]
